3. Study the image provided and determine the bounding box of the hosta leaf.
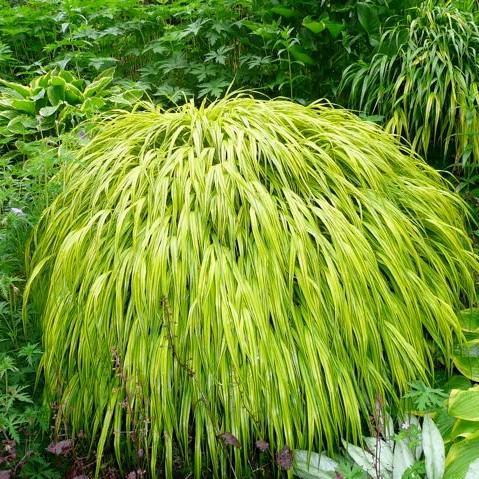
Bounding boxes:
[84,71,114,98]
[453,340,479,381]
[422,415,445,479]
[31,88,46,102]
[49,76,66,87]
[294,450,338,479]
[0,78,31,97]
[47,85,65,106]
[364,437,393,472]
[450,420,479,441]
[10,99,35,114]
[444,438,479,479]
[465,458,479,479]
[6,115,37,134]
[448,387,479,421]
[458,309,479,333]
[64,84,84,104]
[446,375,472,391]
[343,441,377,477]
[392,440,415,479]
[39,104,61,118]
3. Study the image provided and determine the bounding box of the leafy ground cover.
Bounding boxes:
[1,0,479,478]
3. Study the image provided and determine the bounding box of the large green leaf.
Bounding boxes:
[453,340,479,381]
[357,3,380,35]
[422,414,445,479]
[458,309,479,333]
[444,438,479,479]
[289,45,315,65]
[6,115,37,134]
[450,420,479,441]
[39,104,61,118]
[10,99,36,114]
[0,78,31,97]
[293,450,338,479]
[392,440,415,479]
[84,68,115,98]
[449,387,479,421]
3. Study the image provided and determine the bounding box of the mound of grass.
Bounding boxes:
[25,96,477,477]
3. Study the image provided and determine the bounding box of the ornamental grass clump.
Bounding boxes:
[341,1,479,168]
[25,96,477,477]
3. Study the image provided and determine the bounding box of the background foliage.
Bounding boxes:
[341,1,479,171]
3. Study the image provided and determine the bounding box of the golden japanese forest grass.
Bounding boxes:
[25,96,477,477]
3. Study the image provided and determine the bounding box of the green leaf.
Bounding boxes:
[449,387,479,421]
[47,85,65,106]
[84,69,114,98]
[393,439,415,479]
[458,309,479,333]
[357,3,380,35]
[31,88,46,102]
[270,6,297,18]
[444,438,479,479]
[446,375,472,391]
[302,17,326,35]
[39,104,61,117]
[289,45,315,65]
[302,15,344,38]
[6,115,37,134]
[10,99,36,114]
[325,20,345,39]
[450,420,479,441]
[465,458,479,479]
[49,76,66,87]
[453,340,479,381]
[0,78,31,97]
[64,84,84,104]
[81,97,106,113]
[422,414,445,479]
[293,450,338,479]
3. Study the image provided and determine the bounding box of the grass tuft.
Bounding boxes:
[341,1,479,168]
[25,95,477,477]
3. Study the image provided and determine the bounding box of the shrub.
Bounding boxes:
[341,1,479,169]
[25,96,477,477]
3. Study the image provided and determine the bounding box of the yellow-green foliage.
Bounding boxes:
[26,96,477,477]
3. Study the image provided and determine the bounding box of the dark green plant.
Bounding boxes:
[0,157,61,478]
[341,0,479,170]
[0,0,417,102]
